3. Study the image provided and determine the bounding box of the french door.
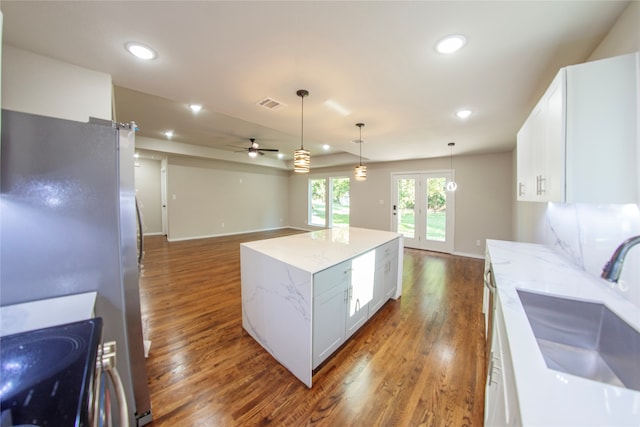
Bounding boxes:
[391,172,455,253]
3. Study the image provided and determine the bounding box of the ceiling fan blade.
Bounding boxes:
[259,148,279,152]
[258,151,265,156]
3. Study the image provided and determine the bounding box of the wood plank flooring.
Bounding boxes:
[139,229,486,426]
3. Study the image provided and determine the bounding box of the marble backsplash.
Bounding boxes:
[543,203,640,308]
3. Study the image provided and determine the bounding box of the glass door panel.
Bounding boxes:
[392,176,418,248]
[426,177,446,242]
[397,178,416,238]
[392,172,454,253]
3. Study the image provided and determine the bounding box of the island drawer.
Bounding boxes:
[313,259,351,297]
[375,239,399,264]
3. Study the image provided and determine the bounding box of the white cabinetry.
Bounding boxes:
[346,250,376,338]
[517,52,638,203]
[240,227,403,387]
[485,295,521,427]
[517,71,565,202]
[371,240,399,314]
[241,228,403,387]
[312,239,401,369]
[313,260,349,369]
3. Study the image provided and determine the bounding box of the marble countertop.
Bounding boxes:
[0,292,97,337]
[241,227,401,274]
[486,239,640,426]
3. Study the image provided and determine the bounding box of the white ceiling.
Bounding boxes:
[1,1,629,168]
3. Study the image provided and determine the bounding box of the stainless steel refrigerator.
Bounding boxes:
[0,109,153,426]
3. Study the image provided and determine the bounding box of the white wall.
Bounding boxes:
[288,151,513,258]
[513,1,640,307]
[2,45,112,121]
[166,156,290,241]
[135,157,163,235]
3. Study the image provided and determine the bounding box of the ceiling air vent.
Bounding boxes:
[257,97,286,111]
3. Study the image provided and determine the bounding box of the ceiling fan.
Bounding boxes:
[235,138,279,157]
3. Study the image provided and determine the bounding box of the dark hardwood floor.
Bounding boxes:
[139,229,486,426]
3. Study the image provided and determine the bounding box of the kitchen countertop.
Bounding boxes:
[241,227,401,274]
[486,239,640,426]
[0,292,97,337]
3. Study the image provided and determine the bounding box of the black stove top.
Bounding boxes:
[0,318,103,427]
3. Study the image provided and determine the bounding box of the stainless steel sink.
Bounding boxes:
[517,289,640,391]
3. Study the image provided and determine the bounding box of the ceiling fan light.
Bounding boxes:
[248,150,258,158]
[354,165,367,181]
[294,149,310,173]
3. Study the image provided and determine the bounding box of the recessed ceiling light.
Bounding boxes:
[189,104,202,113]
[134,153,140,158]
[125,42,157,60]
[436,35,467,54]
[456,109,472,119]
[164,130,174,138]
[277,153,284,159]
[324,100,351,116]
[322,144,330,151]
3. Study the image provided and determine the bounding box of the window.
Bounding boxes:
[309,179,326,226]
[308,177,350,227]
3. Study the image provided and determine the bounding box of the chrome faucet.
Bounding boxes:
[601,235,640,283]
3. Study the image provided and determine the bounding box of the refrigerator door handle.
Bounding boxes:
[135,197,144,267]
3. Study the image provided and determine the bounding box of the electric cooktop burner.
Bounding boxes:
[0,318,102,427]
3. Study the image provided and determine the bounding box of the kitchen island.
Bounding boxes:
[240,227,403,387]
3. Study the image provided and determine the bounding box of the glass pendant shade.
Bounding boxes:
[354,165,367,181]
[353,122,367,181]
[294,89,310,173]
[447,142,457,191]
[294,149,310,173]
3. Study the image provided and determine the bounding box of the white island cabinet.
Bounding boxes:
[240,227,403,387]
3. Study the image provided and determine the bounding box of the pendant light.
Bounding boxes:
[353,123,367,181]
[446,142,458,191]
[294,89,310,173]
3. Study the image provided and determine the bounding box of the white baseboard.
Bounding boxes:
[166,226,297,242]
[452,251,484,260]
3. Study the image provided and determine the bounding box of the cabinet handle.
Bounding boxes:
[539,176,546,194]
[487,358,495,385]
[344,289,348,303]
[484,269,492,286]
[518,182,525,197]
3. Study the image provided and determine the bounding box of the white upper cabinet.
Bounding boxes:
[517,72,565,202]
[517,52,639,203]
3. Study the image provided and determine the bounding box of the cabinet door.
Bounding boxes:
[516,121,532,201]
[544,71,565,202]
[517,69,565,203]
[370,261,386,315]
[484,320,503,426]
[385,253,399,299]
[485,298,521,426]
[312,262,349,369]
[565,52,638,203]
[346,250,375,338]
